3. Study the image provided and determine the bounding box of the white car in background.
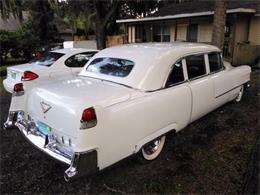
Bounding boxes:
[5,43,251,181]
[3,48,98,93]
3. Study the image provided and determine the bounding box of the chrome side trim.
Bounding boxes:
[215,84,245,99]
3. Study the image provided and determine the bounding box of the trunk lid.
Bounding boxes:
[27,76,132,138]
[7,63,48,82]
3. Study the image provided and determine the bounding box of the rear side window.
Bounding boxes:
[208,52,223,72]
[165,60,185,87]
[65,52,97,68]
[186,54,206,79]
[30,52,64,67]
[86,58,134,77]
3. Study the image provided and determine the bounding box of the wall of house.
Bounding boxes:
[198,23,212,43]
[232,14,259,65]
[176,24,187,41]
[234,15,250,43]
[248,16,260,45]
[170,25,176,42]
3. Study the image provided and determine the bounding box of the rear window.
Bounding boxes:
[30,52,64,67]
[86,58,134,77]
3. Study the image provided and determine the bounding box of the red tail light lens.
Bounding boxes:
[13,83,24,95]
[21,71,39,81]
[80,107,97,129]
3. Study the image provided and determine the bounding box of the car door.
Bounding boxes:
[65,52,97,76]
[185,54,215,122]
[207,52,234,108]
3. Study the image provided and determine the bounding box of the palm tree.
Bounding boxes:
[212,0,227,50]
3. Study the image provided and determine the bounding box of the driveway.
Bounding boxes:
[0,71,259,194]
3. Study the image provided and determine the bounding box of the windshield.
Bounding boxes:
[30,52,64,67]
[86,58,134,77]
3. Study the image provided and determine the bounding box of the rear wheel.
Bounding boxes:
[235,85,244,102]
[140,135,166,162]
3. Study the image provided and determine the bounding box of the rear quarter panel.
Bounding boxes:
[231,65,251,87]
[77,83,192,169]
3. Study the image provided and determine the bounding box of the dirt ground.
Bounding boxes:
[0,70,259,194]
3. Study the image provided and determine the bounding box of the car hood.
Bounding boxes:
[27,76,132,138]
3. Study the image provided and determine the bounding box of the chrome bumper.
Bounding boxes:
[8,111,98,181]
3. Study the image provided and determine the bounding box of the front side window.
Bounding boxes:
[208,52,223,72]
[65,52,97,68]
[186,54,206,80]
[86,58,134,77]
[165,60,185,87]
[30,52,64,67]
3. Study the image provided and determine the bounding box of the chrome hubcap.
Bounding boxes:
[143,139,161,155]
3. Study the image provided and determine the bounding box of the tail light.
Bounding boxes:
[80,107,97,129]
[21,71,39,81]
[13,83,24,96]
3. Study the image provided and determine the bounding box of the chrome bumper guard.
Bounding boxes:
[12,111,98,181]
[3,111,18,129]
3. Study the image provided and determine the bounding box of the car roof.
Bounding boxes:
[80,42,220,91]
[99,42,220,59]
[51,48,99,55]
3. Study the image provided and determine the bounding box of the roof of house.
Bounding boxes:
[117,0,259,23]
[0,11,29,31]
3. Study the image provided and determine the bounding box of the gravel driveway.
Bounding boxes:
[0,71,259,194]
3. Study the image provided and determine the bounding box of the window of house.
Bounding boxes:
[165,60,185,87]
[188,24,198,42]
[186,54,206,79]
[65,52,97,68]
[208,52,223,72]
[153,26,170,42]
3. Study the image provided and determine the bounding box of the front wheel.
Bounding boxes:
[235,85,244,102]
[140,135,166,162]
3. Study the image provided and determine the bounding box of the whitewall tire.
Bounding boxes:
[141,135,166,161]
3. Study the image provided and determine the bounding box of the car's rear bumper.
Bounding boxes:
[7,111,98,181]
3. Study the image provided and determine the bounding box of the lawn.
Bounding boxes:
[0,71,259,194]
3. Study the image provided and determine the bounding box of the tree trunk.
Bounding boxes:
[96,24,106,49]
[94,1,119,50]
[212,0,227,50]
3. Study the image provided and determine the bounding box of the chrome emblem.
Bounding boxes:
[40,101,52,114]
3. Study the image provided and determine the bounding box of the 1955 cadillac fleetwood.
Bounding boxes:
[5,43,251,181]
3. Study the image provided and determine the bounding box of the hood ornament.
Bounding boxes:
[40,101,52,114]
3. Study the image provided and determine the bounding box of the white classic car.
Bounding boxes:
[8,43,251,181]
[3,48,98,93]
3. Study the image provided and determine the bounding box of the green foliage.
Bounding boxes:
[0,20,40,62]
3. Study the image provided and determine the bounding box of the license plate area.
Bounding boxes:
[36,121,51,135]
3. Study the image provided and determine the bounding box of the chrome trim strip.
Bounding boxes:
[215,84,243,99]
